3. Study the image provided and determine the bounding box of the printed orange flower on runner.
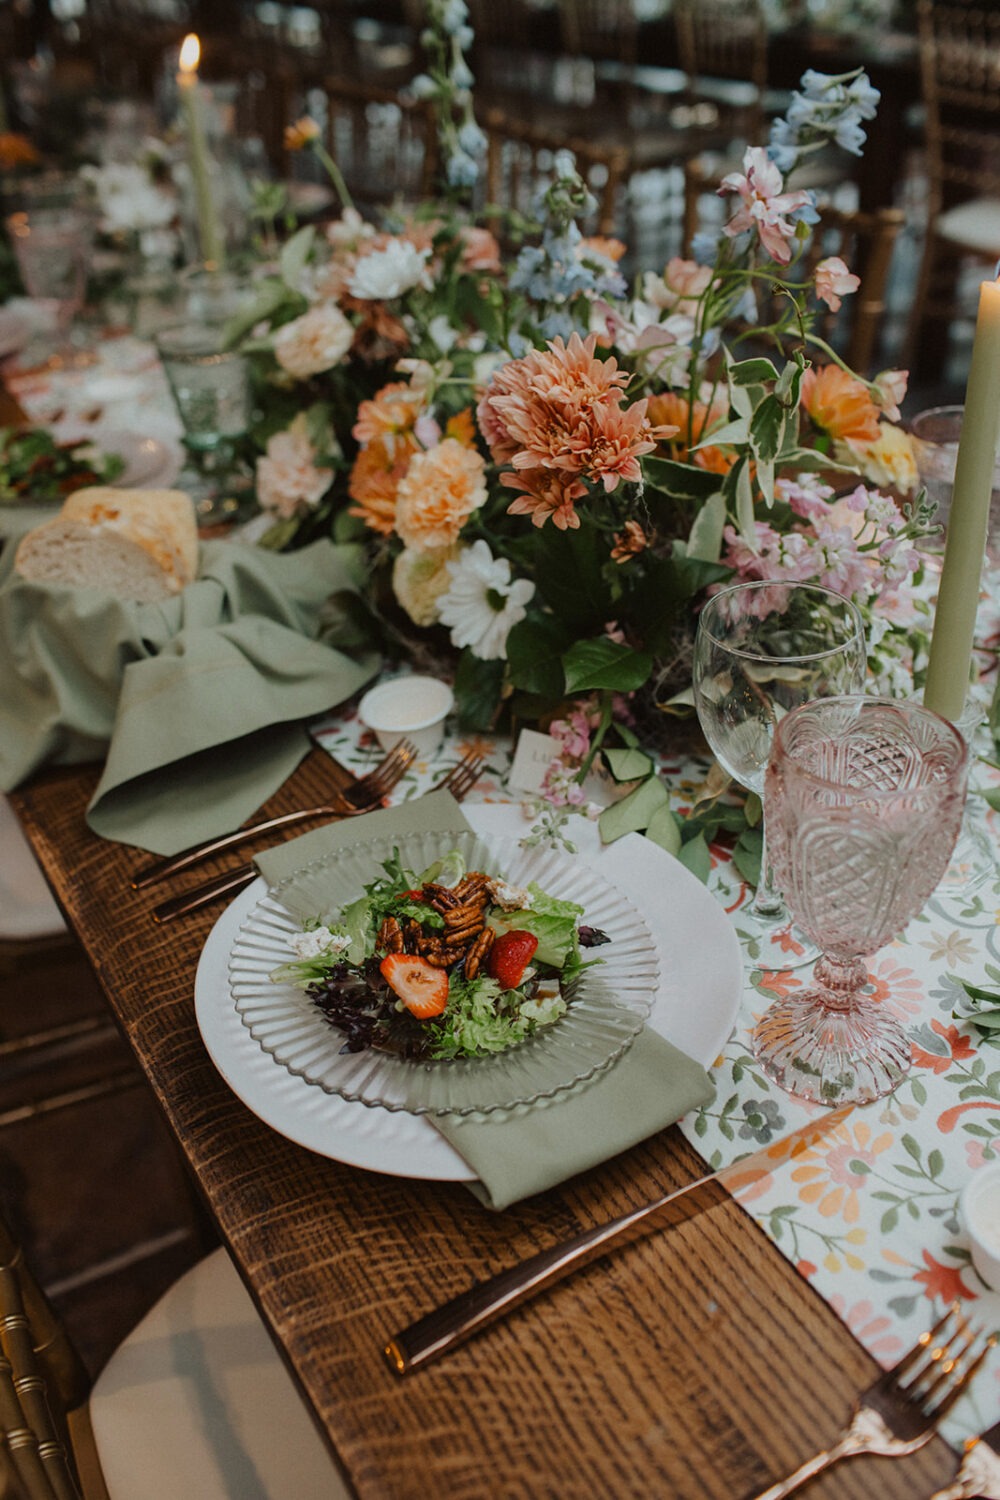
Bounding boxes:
[914,1250,975,1304]
[801,364,881,446]
[911,1019,978,1075]
[864,957,925,1020]
[827,1297,904,1362]
[790,1118,893,1224]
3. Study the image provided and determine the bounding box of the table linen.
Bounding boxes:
[0,536,378,853]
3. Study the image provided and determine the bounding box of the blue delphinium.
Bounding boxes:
[769,67,880,176]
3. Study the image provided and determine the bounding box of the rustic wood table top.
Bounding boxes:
[10,751,961,1500]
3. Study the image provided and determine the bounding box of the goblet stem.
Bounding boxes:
[749,824,786,921]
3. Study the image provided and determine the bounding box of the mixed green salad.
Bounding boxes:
[0,426,125,506]
[274,848,609,1061]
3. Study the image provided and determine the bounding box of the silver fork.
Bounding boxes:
[150,746,486,924]
[133,741,417,891]
[746,1303,994,1500]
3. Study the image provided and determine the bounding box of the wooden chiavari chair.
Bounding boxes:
[0,1210,345,1499]
[904,0,1000,375]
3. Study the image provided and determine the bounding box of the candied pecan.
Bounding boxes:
[422,950,454,969]
[444,926,480,947]
[453,873,490,901]
[377,915,404,953]
[443,901,486,929]
[403,918,422,953]
[464,927,495,980]
[426,884,462,912]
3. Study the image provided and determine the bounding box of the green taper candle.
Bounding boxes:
[923,275,1000,723]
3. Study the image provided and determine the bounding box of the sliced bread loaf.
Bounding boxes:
[15,488,199,602]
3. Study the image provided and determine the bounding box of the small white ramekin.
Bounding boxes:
[960,1162,1000,1289]
[358,675,454,758]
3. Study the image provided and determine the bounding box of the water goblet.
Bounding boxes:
[692,580,867,972]
[4,176,94,368]
[755,695,969,1105]
[909,404,1000,568]
[155,321,252,525]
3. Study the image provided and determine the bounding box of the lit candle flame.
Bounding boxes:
[178,34,201,75]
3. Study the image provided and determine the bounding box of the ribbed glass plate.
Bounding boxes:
[229,829,659,1116]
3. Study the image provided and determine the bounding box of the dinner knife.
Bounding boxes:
[928,1419,1000,1499]
[384,1105,855,1376]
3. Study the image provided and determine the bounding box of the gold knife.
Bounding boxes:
[384,1105,855,1375]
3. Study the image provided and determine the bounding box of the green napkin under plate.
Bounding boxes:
[0,536,378,855]
[255,792,715,1211]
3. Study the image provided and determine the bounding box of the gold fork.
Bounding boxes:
[133,740,417,891]
[150,747,486,924]
[746,1303,994,1500]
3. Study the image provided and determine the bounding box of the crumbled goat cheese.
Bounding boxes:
[292,926,350,961]
[487,877,532,911]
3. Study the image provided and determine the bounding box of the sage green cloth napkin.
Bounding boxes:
[255,792,715,1211]
[0,536,378,855]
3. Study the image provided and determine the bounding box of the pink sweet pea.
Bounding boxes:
[814,256,860,312]
[719,147,813,265]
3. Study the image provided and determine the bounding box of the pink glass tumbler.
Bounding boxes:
[755,697,969,1106]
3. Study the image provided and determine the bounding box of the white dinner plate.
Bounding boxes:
[193,802,743,1181]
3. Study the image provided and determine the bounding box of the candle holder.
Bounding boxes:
[910,405,1000,566]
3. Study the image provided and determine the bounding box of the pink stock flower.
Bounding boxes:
[814,256,860,312]
[872,368,909,421]
[719,147,813,265]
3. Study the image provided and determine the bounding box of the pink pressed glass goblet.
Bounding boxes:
[754,696,969,1106]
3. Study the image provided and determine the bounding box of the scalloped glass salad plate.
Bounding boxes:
[228,828,659,1117]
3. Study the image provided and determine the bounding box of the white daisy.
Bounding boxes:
[437,540,535,661]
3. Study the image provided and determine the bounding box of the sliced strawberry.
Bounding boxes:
[486,930,538,990]
[380,953,449,1019]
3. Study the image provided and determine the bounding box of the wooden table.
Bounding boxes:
[10,752,962,1500]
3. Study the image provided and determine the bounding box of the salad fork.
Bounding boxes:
[133,740,417,891]
[746,1303,994,1500]
[927,1418,1000,1499]
[150,746,485,924]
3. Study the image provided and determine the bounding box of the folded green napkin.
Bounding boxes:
[255,793,715,1211]
[0,536,378,854]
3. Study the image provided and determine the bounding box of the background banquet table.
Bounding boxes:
[8,748,966,1500]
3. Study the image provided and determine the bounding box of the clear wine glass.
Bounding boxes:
[156,320,253,525]
[692,580,867,971]
[756,696,969,1105]
[4,175,94,368]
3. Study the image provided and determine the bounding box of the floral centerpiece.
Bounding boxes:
[227,6,935,863]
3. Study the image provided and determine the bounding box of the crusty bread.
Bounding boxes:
[14,488,199,602]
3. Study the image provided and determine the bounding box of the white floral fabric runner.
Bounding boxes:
[313,628,1000,1446]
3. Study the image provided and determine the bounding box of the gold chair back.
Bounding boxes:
[481,107,629,244]
[905,0,1000,369]
[672,0,768,146]
[0,1215,93,1500]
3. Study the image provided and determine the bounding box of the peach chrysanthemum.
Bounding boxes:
[647,391,730,473]
[352,381,424,450]
[394,438,487,551]
[502,469,587,531]
[347,433,418,535]
[611,520,648,562]
[801,364,881,445]
[559,397,665,491]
